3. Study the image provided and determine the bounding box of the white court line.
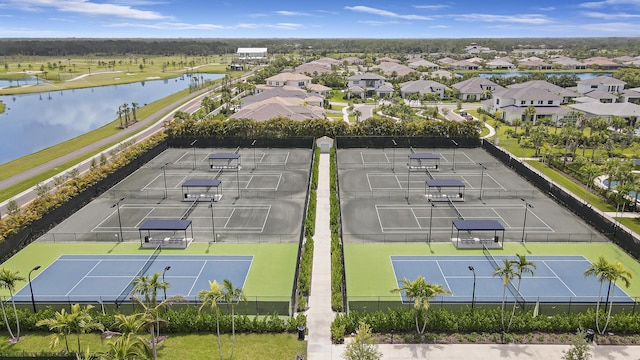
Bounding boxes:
[384,153,391,164]
[487,173,508,191]
[174,151,190,164]
[187,261,207,297]
[224,208,236,229]
[66,260,102,297]
[410,208,422,230]
[389,256,404,302]
[284,151,290,165]
[541,260,577,297]
[141,173,163,191]
[360,152,366,165]
[259,205,271,232]
[435,260,453,294]
[275,173,282,191]
[492,208,511,229]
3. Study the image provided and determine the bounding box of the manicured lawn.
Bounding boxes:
[0,333,306,360]
[0,242,297,298]
[345,242,640,298]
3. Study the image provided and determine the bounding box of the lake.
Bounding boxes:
[0,73,223,164]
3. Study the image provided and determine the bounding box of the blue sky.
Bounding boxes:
[1,0,640,38]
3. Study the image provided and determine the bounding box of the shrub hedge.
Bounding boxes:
[329,147,344,312]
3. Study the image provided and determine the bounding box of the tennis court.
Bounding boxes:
[12,252,252,303]
[390,253,635,304]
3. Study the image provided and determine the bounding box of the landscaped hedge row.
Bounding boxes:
[12,307,306,334]
[165,116,482,140]
[0,133,167,243]
[297,147,320,311]
[329,147,344,312]
[331,308,640,341]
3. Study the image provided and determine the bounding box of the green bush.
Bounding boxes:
[329,147,344,312]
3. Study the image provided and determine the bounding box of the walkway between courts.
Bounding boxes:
[305,153,334,360]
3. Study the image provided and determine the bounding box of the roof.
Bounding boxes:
[139,219,192,231]
[237,47,267,53]
[452,77,505,94]
[578,76,626,86]
[182,179,221,188]
[348,72,386,81]
[400,79,449,93]
[266,72,311,83]
[208,153,240,160]
[409,153,440,160]
[426,179,465,187]
[453,219,505,231]
[568,102,640,117]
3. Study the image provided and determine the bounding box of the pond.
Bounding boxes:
[0,76,42,88]
[0,73,223,165]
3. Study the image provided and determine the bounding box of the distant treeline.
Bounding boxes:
[1,37,640,58]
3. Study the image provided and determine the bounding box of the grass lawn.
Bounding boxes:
[0,242,297,299]
[345,242,640,298]
[0,333,306,360]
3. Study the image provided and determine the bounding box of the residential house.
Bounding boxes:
[549,57,587,70]
[583,57,626,70]
[518,59,553,70]
[576,76,626,95]
[265,73,312,88]
[464,43,495,54]
[486,59,515,70]
[509,80,578,104]
[450,60,480,70]
[430,70,456,79]
[294,63,332,76]
[342,56,364,65]
[621,88,640,104]
[408,59,439,70]
[233,87,325,122]
[483,80,573,124]
[452,77,505,101]
[241,86,324,108]
[399,79,449,100]
[437,57,457,65]
[568,102,640,125]
[347,72,393,99]
[374,62,415,77]
[306,83,332,97]
[582,90,618,103]
[377,56,401,63]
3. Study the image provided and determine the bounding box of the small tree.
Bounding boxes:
[343,321,382,360]
[562,329,592,360]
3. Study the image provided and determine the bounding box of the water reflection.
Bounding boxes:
[0,73,223,164]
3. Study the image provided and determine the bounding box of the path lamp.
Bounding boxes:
[209,199,216,242]
[190,140,198,170]
[162,266,171,300]
[391,139,397,171]
[428,199,435,243]
[161,163,169,199]
[451,139,459,172]
[111,197,125,242]
[28,265,41,313]
[468,266,476,310]
[479,163,487,201]
[252,140,257,170]
[520,198,534,243]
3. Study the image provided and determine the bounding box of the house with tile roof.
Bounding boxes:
[450,60,480,70]
[549,57,587,70]
[568,102,640,124]
[577,76,626,95]
[399,79,449,100]
[452,77,505,101]
[486,59,515,70]
[265,72,312,88]
[483,80,574,124]
[621,88,640,104]
[408,59,439,70]
[347,72,393,99]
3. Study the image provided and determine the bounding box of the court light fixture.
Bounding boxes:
[190,139,198,170]
[468,266,476,310]
[451,139,459,172]
[520,198,534,243]
[111,197,125,242]
[29,265,41,313]
[162,266,171,300]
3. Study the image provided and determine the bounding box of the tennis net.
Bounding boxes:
[115,245,161,306]
[448,197,464,219]
[182,199,199,220]
[483,245,525,307]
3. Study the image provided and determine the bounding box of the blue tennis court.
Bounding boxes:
[13,254,252,303]
[391,255,635,304]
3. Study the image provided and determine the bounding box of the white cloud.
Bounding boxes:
[537,6,556,11]
[358,20,405,25]
[344,5,432,20]
[579,0,640,8]
[108,21,224,30]
[456,13,552,24]
[2,0,169,20]
[429,24,450,28]
[275,10,310,16]
[413,4,450,10]
[581,11,640,19]
[267,23,302,30]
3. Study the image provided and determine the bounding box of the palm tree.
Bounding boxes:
[601,261,632,334]
[131,272,169,309]
[100,332,153,360]
[391,276,451,334]
[524,106,537,124]
[508,255,536,330]
[131,295,183,360]
[198,280,225,360]
[353,109,362,122]
[222,279,246,360]
[131,102,138,123]
[0,268,25,342]
[37,304,103,353]
[493,259,517,334]
[584,256,614,334]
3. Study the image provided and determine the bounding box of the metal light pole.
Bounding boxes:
[209,199,216,242]
[28,265,41,313]
[428,199,435,243]
[451,139,459,172]
[479,163,486,201]
[391,139,397,171]
[190,139,198,170]
[111,197,125,242]
[520,198,534,243]
[162,266,171,300]
[162,163,169,199]
[468,266,476,310]
[252,139,257,170]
